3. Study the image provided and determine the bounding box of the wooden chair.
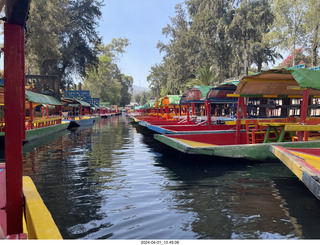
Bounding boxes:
[245,120,266,144]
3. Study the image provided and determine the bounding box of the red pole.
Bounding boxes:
[206,100,212,128]
[186,102,190,124]
[191,103,195,116]
[30,102,34,129]
[4,23,25,236]
[236,97,244,144]
[298,89,310,141]
[46,105,49,119]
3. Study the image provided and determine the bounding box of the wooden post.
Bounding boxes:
[4,22,25,236]
[298,89,310,141]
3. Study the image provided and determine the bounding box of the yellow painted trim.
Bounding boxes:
[289,151,320,172]
[288,95,303,98]
[23,176,63,239]
[176,139,216,147]
[272,147,303,180]
[287,86,304,90]
[263,95,278,98]
[227,94,239,97]
[284,125,320,132]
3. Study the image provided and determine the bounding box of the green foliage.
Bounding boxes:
[267,0,307,65]
[26,0,103,89]
[147,63,168,98]
[83,38,133,106]
[185,66,219,88]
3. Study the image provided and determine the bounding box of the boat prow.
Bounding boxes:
[271,146,320,200]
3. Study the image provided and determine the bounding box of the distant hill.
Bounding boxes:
[132,85,150,95]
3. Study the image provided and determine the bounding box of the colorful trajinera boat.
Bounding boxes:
[61,97,97,128]
[155,68,320,160]
[0,1,62,239]
[145,82,239,134]
[0,86,70,146]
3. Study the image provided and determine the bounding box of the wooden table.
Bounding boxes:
[258,122,297,143]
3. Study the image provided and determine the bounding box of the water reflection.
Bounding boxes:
[20,116,320,239]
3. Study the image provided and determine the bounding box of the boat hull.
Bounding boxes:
[0,123,70,146]
[154,133,320,160]
[25,123,70,142]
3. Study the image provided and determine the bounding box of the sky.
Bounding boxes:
[98,0,183,88]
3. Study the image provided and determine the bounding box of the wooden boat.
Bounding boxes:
[155,68,320,160]
[0,1,62,239]
[0,88,70,145]
[61,97,97,128]
[271,146,320,200]
[146,82,240,134]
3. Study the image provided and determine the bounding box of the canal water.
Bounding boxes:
[18,116,320,239]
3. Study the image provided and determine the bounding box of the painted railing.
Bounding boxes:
[26,117,62,130]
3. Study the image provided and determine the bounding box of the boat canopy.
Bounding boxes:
[161,95,181,106]
[148,100,156,108]
[206,83,238,102]
[62,97,91,107]
[234,68,320,97]
[181,86,215,103]
[140,102,150,109]
[100,102,110,108]
[25,90,61,106]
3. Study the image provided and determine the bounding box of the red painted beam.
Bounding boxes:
[298,89,310,141]
[4,22,25,236]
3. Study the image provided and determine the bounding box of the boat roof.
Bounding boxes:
[160,95,181,106]
[234,68,320,97]
[61,97,91,107]
[25,90,61,106]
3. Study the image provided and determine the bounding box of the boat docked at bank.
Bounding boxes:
[61,97,97,129]
[146,82,240,134]
[155,68,320,160]
[0,87,70,145]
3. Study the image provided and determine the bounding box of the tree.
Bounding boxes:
[186,0,236,82]
[229,0,278,73]
[185,66,219,87]
[157,3,193,94]
[26,0,103,89]
[83,38,133,106]
[147,63,168,99]
[305,0,320,66]
[281,48,311,67]
[268,0,307,66]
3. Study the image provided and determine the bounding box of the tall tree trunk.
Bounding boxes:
[292,41,296,66]
[312,25,319,67]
